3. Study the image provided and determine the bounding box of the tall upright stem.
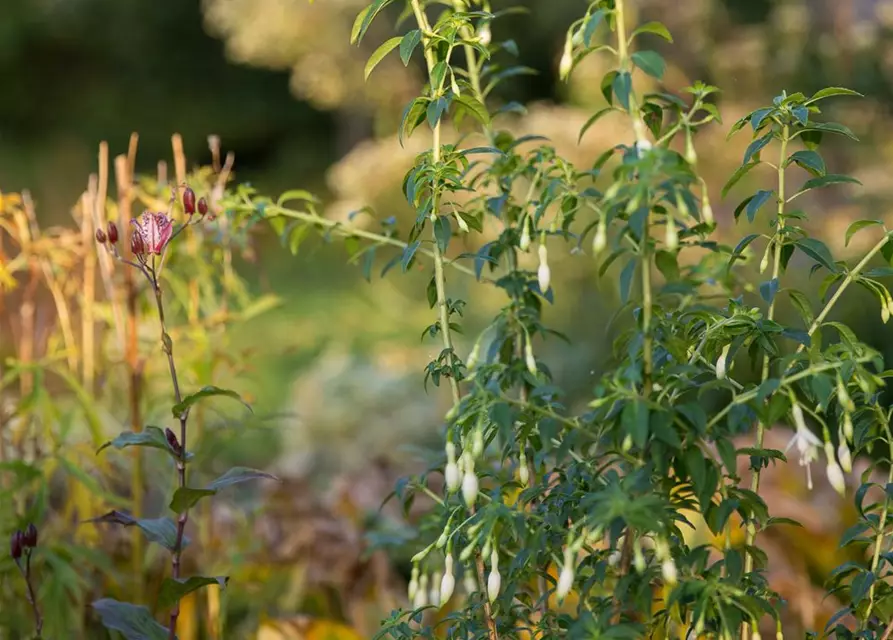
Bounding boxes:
[409,2,498,637]
[741,126,788,640]
[150,275,190,640]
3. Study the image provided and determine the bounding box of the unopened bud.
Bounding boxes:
[665,218,678,250]
[556,548,575,600]
[445,461,461,493]
[827,461,846,496]
[684,132,697,165]
[455,213,469,232]
[592,219,607,255]
[22,523,37,548]
[843,412,854,442]
[838,441,852,473]
[107,221,119,243]
[463,571,477,595]
[462,467,479,508]
[183,187,196,215]
[478,23,491,46]
[471,431,484,459]
[436,530,449,549]
[198,197,209,216]
[633,541,646,573]
[414,574,429,608]
[519,217,531,251]
[559,37,573,80]
[883,304,890,324]
[661,558,678,585]
[487,549,501,603]
[131,231,146,256]
[440,555,455,606]
[622,434,633,453]
[701,193,714,225]
[837,380,855,413]
[165,428,181,455]
[525,337,537,375]
[95,229,108,244]
[759,248,770,274]
[408,566,420,601]
[519,450,530,487]
[537,244,551,292]
[716,343,731,380]
[430,570,442,606]
[10,530,23,561]
[752,626,762,640]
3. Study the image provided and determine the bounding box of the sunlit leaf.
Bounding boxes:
[157,576,228,611]
[92,599,171,640]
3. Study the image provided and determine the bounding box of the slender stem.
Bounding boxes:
[150,273,190,640]
[19,553,42,638]
[409,2,497,638]
[864,416,893,627]
[742,130,788,607]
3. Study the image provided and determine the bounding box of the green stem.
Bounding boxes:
[742,129,788,602]
[864,414,893,627]
[409,3,498,638]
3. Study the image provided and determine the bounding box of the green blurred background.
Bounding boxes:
[5,0,893,635]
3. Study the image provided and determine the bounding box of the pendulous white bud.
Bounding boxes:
[408,566,420,601]
[519,449,530,487]
[537,244,551,293]
[429,571,441,608]
[471,430,484,458]
[478,23,491,46]
[462,463,479,508]
[592,218,607,255]
[826,460,847,496]
[414,573,429,609]
[487,549,501,603]
[519,217,531,251]
[716,343,731,380]
[463,571,477,595]
[661,558,678,585]
[843,412,854,442]
[838,440,853,473]
[559,37,573,80]
[665,218,678,250]
[556,561,575,600]
[525,337,537,375]
[445,461,461,492]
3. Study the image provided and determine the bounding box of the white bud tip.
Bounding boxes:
[519,462,530,486]
[661,559,678,585]
[827,461,847,496]
[838,442,853,473]
[593,225,607,255]
[439,573,455,607]
[487,569,501,603]
[556,564,575,600]
[462,471,479,507]
[538,263,551,293]
[445,461,461,492]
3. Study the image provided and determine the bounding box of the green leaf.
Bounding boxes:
[851,571,875,604]
[85,511,189,552]
[351,0,393,44]
[582,9,605,46]
[401,239,420,271]
[398,97,429,146]
[169,488,217,514]
[171,386,250,419]
[750,108,773,131]
[721,161,760,199]
[794,122,859,143]
[365,36,402,80]
[578,107,616,143]
[205,467,279,492]
[92,599,171,640]
[789,174,861,201]
[743,133,773,165]
[786,150,825,176]
[613,72,632,110]
[630,21,673,42]
[760,278,779,304]
[157,576,229,611]
[276,190,319,208]
[622,399,650,449]
[846,219,884,247]
[631,50,665,80]
[805,87,863,104]
[786,289,814,326]
[619,257,636,304]
[745,189,774,223]
[399,30,422,66]
[97,426,180,460]
[795,238,838,272]
[433,216,451,254]
[452,94,490,125]
[427,96,450,128]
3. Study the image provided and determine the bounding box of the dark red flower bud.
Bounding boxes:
[10,530,23,560]
[107,221,119,244]
[22,523,37,548]
[95,229,107,244]
[130,230,145,256]
[183,187,196,215]
[165,428,181,454]
[197,197,208,216]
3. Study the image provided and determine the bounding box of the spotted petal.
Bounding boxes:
[132,212,174,255]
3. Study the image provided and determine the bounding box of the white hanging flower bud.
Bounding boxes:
[519,216,531,251]
[716,343,731,380]
[556,548,575,601]
[837,379,855,413]
[445,461,461,492]
[471,430,484,458]
[455,212,469,232]
[843,412,854,442]
[408,566,420,601]
[621,434,633,453]
[436,529,449,549]
[478,23,491,46]
[430,570,442,607]
[559,37,573,80]
[701,193,714,225]
[752,627,762,640]
[592,218,607,255]
[414,573,429,608]
[633,540,646,573]
[684,131,697,165]
[462,461,479,508]
[665,218,678,250]
[660,558,678,585]
[883,303,890,324]
[838,440,853,473]
[826,460,846,496]
[463,571,477,595]
[537,243,551,293]
[487,549,501,603]
[440,570,455,607]
[759,246,771,274]
[525,336,537,375]
[459,541,476,563]
[519,449,530,487]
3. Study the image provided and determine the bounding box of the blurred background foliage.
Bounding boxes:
[3,0,893,636]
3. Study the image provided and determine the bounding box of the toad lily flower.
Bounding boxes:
[130,211,174,258]
[784,403,822,490]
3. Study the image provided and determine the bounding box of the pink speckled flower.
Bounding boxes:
[130,211,174,256]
